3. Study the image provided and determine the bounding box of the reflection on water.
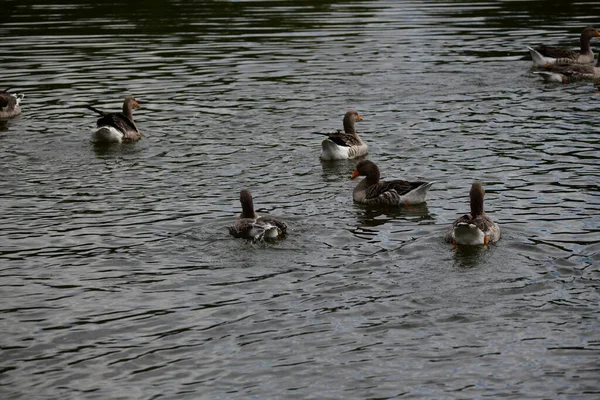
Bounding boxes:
[1,0,600,399]
[451,243,493,268]
[354,202,432,227]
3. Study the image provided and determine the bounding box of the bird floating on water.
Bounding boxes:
[87,95,142,143]
[317,110,367,160]
[351,160,434,206]
[229,189,288,241]
[445,182,500,246]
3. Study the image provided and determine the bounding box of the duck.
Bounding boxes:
[229,189,288,241]
[87,96,141,143]
[351,160,434,206]
[318,110,367,160]
[445,183,500,246]
[0,88,24,119]
[527,27,600,67]
[533,55,600,83]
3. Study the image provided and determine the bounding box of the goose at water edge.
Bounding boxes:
[229,189,288,241]
[351,160,434,206]
[444,182,500,246]
[0,88,24,119]
[318,110,367,160]
[527,27,600,67]
[87,96,141,143]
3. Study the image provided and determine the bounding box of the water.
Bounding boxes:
[1,1,600,398]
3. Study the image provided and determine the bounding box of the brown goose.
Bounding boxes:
[0,88,24,119]
[351,160,434,206]
[445,183,500,246]
[229,189,287,241]
[318,110,367,160]
[528,27,600,66]
[87,96,141,143]
[534,53,600,83]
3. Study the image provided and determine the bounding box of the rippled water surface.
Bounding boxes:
[2,1,600,398]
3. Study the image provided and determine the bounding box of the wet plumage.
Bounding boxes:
[229,189,287,241]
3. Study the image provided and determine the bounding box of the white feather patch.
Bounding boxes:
[92,126,124,143]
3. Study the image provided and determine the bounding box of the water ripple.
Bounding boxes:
[1,0,600,398]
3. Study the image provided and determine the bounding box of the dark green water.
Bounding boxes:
[1,1,599,398]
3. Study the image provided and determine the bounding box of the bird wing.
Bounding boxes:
[546,64,595,73]
[326,130,361,147]
[364,180,427,200]
[256,216,287,234]
[451,213,474,228]
[536,45,579,60]
[96,112,138,133]
[229,218,256,238]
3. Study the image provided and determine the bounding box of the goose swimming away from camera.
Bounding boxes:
[351,160,434,206]
[527,27,600,67]
[0,88,24,119]
[229,189,288,241]
[87,96,141,143]
[445,182,500,246]
[318,110,367,160]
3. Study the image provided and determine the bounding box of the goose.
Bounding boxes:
[527,27,600,67]
[351,160,434,206]
[445,183,500,246]
[0,88,24,119]
[318,110,367,160]
[533,55,600,83]
[229,189,287,241]
[87,96,141,143]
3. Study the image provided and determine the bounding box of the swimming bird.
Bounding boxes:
[445,183,500,246]
[87,96,141,143]
[229,189,287,241]
[527,27,600,67]
[533,55,600,83]
[0,88,24,119]
[351,160,434,206]
[318,110,367,160]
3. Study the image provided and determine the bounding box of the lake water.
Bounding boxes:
[1,0,600,398]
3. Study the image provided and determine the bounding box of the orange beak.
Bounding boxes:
[596,30,600,37]
[133,101,140,108]
[357,114,363,121]
[351,169,360,179]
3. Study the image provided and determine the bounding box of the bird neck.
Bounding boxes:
[123,103,134,121]
[470,195,484,217]
[343,118,356,134]
[365,168,380,186]
[581,34,592,53]
[241,202,256,219]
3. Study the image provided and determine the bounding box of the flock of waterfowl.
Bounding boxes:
[2,27,598,246]
[222,105,499,246]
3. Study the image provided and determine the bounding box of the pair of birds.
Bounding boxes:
[529,27,600,83]
[231,110,500,246]
[1,89,141,144]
